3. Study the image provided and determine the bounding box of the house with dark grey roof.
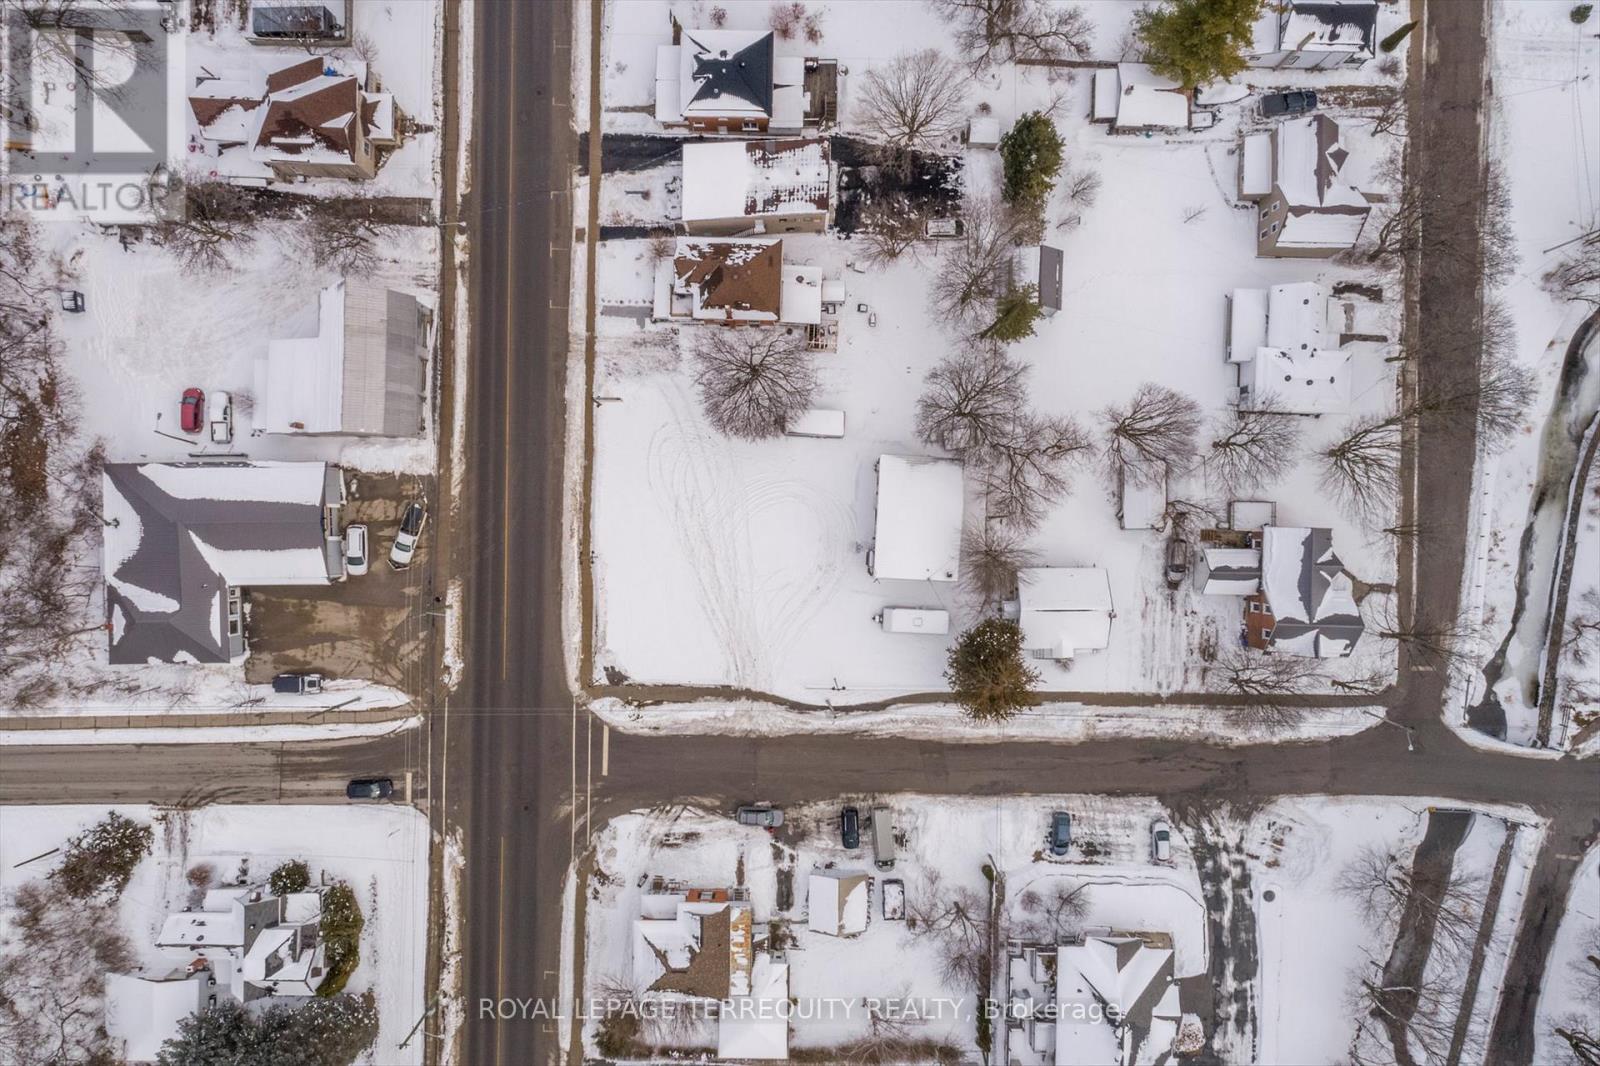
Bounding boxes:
[1014,244,1064,317]
[1247,0,1379,70]
[100,462,345,664]
[254,279,432,436]
[1246,526,1364,657]
[247,0,349,43]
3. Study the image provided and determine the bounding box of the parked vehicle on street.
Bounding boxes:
[881,878,905,920]
[1049,811,1072,856]
[389,501,428,570]
[1151,819,1173,863]
[840,806,860,849]
[272,673,324,695]
[343,524,369,577]
[207,390,233,445]
[871,805,896,870]
[1260,90,1318,117]
[180,387,205,433]
[346,778,393,800]
[1165,538,1190,589]
[735,804,782,829]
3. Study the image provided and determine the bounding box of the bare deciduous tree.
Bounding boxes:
[856,49,968,157]
[693,329,818,440]
[1543,238,1600,306]
[905,873,992,988]
[1013,880,1089,943]
[1347,965,1463,1066]
[0,881,133,1066]
[1318,412,1402,527]
[1101,383,1202,483]
[857,194,928,266]
[930,196,1026,328]
[1205,402,1302,493]
[932,0,1092,69]
[1062,168,1102,209]
[1336,844,1485,963]
[980,411,1093,530]
[296,211,385,273]
[1211,650,1321,710]
[1368,601,1476,672]
[150,179,258,273]
[915,346,1029,455]
[960,524,1038,606]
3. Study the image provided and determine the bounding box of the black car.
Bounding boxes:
[1260,90,1318,117]
[841,806,861,849]
[346,778,394,800]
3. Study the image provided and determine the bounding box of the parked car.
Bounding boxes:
[207,390,232,445]
[272,672,323,695]
[1165,538,1190,589]
[735,804,783,829]
[1049,811,1072,856]
[881,878,906,920]
[179,387,205,433]
[389,501,428,570]
[346,778,394,800]
[343,524,369,577]
[1260,90,1318,117]
[1151,819,1173,863]
[840,806,861,849]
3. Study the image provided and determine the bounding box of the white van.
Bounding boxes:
[871,806,896,870]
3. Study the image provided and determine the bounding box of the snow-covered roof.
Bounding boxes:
[1240,132,1273,197]
[717,955,790,1060]
[1234,282,1351,413]
[780,264,823,325]
[105,972,206,1064]
[1056,935,1179,1066]
[256,279,425,435]
[681,138,832,224]
[101,463,341,664]
[1277,208,1368,249]
[1228,287,1269,363]
[1119,466,1167,529]
[1260,526,1363,656]
[772,54,806,131]
[1282,1,1379,56]
[1095,64,1189,131]
[1017,567,1113,659]
[807,870,868,937]
[1230,500,1277,530]
[1200,547,1263,596]
[632,896,753,1000]
[657,28,774,122]
[1274,115,1368,209]
[673,237,784,322]
[1245,345,1351,415]
[870,455,964,582]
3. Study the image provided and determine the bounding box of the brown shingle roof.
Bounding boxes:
[674,241,783,318]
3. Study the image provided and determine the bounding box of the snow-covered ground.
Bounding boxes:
[1462,0,1600,747]
[1536,843,1600,1064]
[580,794,1206,1059]
[588,3,1403,702]
[0,803,430,1065]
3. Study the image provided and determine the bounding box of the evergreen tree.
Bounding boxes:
[318,881,365,995]
[269,859,312,896]
[980,285,1044,342]
[50,811,154,902]
[157,995,379,1066]
[999,112,1064,205]
[1134,0,1262,88]
[945,618,1039,720]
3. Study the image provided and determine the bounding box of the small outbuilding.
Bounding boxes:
[868,455,964,582]
[808,870,870,937]
[1015,567,1115,660]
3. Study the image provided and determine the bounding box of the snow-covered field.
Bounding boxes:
[1463,0,1600,747]
[580,794,1206,1059]
[588,1,1403,703]
[1536,843,1600,1064]
[0,803,430,1065]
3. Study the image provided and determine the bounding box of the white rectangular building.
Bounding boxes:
[1016,567,1114,660]
[869,455,963,582]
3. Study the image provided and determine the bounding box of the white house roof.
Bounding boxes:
[1200,547,1263,596]
[1246,345,1351,415]
[1055,936,1178,1066]
[257,281,346,433]
[780,264,823,324]
[871,455,964,582]
[1234,282,1351,414]
[807,870,869,937]
[1229,287,1269,363]
[105,973,206,1064]
[1277,209,1369,249]
[717,954,790,1060]
[681,138,831,224]
[1017,567,1113,658]
[1275,115,1368,209]
[1095,64,1188,130]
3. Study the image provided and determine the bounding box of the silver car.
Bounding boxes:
[735,804,783,829]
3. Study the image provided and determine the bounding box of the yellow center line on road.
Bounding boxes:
[498,1,519,680]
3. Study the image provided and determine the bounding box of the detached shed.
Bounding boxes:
[808,870,869,937]
[869,455,964,582]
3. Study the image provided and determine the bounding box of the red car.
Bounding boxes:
[180,388,204,433]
